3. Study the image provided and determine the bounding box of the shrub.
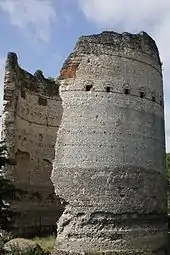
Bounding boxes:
[0,141,16,230]
[34,70,43,77]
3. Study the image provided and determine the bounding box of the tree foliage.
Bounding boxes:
[0,141,16,230]
[34,69,43,77]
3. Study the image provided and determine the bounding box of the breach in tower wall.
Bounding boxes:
[1,53,64,236]
[51,31,168,254]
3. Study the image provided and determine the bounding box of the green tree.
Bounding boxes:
[34,69,43,77]
[0,141,16,231]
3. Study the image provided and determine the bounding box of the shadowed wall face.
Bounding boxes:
[51,32,168,254]
[1,53,64,236]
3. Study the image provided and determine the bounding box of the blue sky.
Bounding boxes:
[0,0,170,151]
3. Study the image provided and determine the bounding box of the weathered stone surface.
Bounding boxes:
[1,52,64,236]
[3,238,43,253]
[51,31,168,254]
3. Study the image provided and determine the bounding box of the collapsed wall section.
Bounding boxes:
[1,52,63,236]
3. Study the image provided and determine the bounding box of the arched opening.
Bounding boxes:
[124,88,130,95]
[85,85,93,91]
[140,91,145,98]
[151,92,156,102]
[106,86,110,92]
[152,96,156,102]
[123,84,131,95]
[38,96,47,106]
[84,80,94,91]
[139,87,146,99]
[104,81,113,93]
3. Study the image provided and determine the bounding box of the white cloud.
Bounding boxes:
[0,0,56,43]
[78,0,170,152]
[78,0,170,32]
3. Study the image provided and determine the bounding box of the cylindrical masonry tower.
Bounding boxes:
[51,31,168,254]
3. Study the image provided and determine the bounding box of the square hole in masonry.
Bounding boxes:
[85,85,93,91]
[106,86,110,92]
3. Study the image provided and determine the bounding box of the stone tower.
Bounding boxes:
[1,53,64,236]
[51,31,168,254]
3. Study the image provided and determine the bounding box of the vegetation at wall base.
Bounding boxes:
[32,235,55,253]
[0,141,17,231]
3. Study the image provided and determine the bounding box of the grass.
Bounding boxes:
[32,235,56,253]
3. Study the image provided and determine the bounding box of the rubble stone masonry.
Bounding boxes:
[51,31,168,254]
[1,30,168,253]
[1,53,64,236]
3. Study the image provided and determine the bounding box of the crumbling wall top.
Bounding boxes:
[73,31,161,64]
[59,31,162,80]
[6,52,18,68]
[4,52,60,97]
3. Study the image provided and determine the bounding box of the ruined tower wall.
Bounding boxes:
[1,53,63,236]
[1,53,18,165]
[51,32,167,254]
